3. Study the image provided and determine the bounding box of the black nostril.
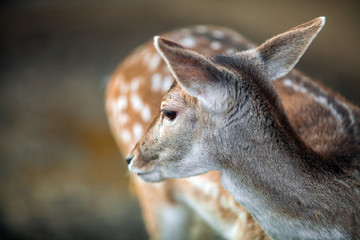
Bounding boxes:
[125,155,134,165]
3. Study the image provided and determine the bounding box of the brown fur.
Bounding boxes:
[106,25,269,239]
[106,19,359,240]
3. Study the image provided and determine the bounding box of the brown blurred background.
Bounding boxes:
[0,0,359,239]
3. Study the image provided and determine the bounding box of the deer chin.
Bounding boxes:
[128,159,164,182]
[137,165,164,183]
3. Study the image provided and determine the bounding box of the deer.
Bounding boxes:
[122,16,360,239]
[106,23,271,239]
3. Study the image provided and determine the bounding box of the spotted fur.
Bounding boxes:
[106,18,360,240]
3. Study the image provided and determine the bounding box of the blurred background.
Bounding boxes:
[0,0,359,239]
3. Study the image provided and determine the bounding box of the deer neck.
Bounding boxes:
[211,80,351,239]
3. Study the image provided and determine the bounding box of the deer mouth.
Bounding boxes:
[136,166,163,182]
[128,155,164,182]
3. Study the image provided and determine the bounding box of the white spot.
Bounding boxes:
[162,75,173,92]
[212,30,224,39]
[130,77,141,92]
[149,54,161,71]
[210,41,222,51]
[239,211,248,222]
[220,195,229,209]
[226,48,236,54]
[133,123,143,141]
[227,199,243,216]
[151,73,162,91]
[179,37,197,48]
[187,176,205,189]
[210,186,219,199]
[282,78,297,88]
[115,96,128,111]
[118,113,128,125]
[337,100,356,134]
[131,94,143,111]
[187,176,221,199]
[121,129,131,143]
[203,183,212,195]
[317,96,328,105]
[196,25,208,34]
[142,105,151,122]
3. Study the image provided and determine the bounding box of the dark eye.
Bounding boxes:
[162,109,177,121]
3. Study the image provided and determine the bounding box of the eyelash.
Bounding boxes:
[161,109,177,121]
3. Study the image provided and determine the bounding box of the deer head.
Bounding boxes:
[126,17,325,183]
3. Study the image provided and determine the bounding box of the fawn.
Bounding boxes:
[107,23,270,239]
[123,17,360,239]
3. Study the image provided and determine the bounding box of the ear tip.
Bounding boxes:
[153,35,161,48]
[304,16,326,33]
[154,36,167,53]
[312,16,326,32]
[317,16,326,27]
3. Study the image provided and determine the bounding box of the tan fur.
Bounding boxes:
[106,20,359,239]
[106,26,269,239]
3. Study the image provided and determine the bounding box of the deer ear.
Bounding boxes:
[255,17,325,81]
[154,36,226,111]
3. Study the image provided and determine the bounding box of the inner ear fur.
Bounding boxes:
[256,17,325,80]
[154,36,228,111]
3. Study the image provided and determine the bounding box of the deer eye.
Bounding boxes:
[161,109,177,121]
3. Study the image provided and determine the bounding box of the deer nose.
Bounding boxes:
[125,155,134,165]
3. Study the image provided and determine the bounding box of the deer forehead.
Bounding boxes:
[161,84,198,109]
